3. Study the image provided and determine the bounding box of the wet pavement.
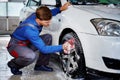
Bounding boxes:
[0,35,68,80]
[0,35,119,80]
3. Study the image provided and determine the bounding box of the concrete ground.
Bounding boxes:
[0,35,119,80]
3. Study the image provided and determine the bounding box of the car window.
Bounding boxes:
[27,0,41,6]
[99,0,120,5]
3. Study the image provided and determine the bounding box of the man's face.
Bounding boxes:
[40,20,51,27]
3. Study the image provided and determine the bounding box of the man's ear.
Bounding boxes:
[36,18,41,25]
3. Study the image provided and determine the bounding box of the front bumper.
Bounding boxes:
[78,32,120,74]
[103,57,120,70]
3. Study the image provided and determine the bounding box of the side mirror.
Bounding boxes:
[41,0,56,6]
[23,0,28,5]
[33,0,39,3]
[23,1,26,5]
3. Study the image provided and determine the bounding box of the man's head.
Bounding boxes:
[36,6,52,27]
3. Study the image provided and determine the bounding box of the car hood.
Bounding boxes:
[73,5,120,21]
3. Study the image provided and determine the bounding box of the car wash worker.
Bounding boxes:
[7,2,71,75]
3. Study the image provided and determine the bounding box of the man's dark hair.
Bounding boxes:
[36,6,52,20]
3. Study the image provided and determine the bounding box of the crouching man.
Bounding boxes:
[7,2,71,75]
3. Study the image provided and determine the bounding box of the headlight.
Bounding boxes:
[91,18,120,36]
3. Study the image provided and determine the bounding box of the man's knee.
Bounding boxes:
[46,34,52,45]
[24,52,36,62]
[42,34,52,45]
[45,34,52,40]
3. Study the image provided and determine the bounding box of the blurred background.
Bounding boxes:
[0,0,25,34]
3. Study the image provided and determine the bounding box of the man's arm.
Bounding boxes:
[24,27,63,54]
[51,2,71,16]
[51,8,61,16]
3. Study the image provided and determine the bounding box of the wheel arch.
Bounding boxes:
[59,28,75,44]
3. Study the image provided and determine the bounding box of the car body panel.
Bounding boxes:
[75,5,120,21]
[77,32,120,73]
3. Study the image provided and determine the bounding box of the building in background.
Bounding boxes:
[0,0,8,2]
[0,0,25,34]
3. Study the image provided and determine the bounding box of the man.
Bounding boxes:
[7,2,71,75]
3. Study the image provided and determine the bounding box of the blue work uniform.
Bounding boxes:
[12,7,63,54]
[7,7,63,69]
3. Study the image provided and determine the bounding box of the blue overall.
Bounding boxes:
[7,8,63,69]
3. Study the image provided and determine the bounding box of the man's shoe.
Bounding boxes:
[7,62,22,75]
[34,65,53,72]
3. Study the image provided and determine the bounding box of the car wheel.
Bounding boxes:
[60,32,86,79]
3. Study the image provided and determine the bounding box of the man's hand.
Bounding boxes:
[60,2,71,11]
[63,41,70,54]
[62,38,75,54]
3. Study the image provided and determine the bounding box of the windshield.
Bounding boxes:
[99,0,120,5]
[69,0,120,5]
[68,0,98,5]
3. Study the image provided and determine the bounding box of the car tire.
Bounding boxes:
[60,32,86,79]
